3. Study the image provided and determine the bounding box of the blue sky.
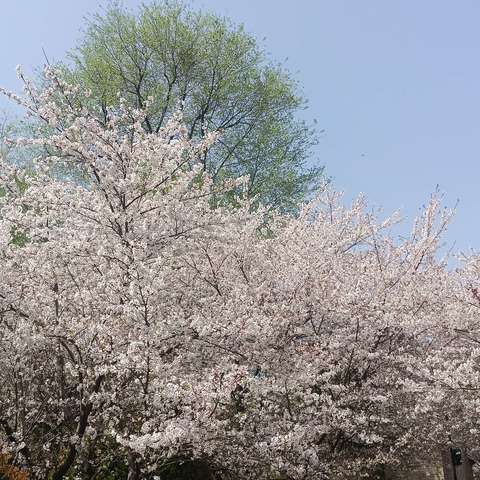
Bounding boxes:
[1,1,480,253]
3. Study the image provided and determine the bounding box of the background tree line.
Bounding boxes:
[3,0,325,213]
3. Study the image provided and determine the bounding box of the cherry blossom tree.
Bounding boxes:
[414,259,480,468]
[0,68,467,480]
[0,67,261,479]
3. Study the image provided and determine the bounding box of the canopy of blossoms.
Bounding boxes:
[0,68,479,480]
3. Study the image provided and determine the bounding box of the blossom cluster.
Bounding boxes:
[0,68,478,480]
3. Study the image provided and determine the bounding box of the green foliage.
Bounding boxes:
[0,114,40,168]
[63,438,221,480]
[62,436,127,480]
[9,227,29,247]
[63,0,324,212]
[0,173,30,247]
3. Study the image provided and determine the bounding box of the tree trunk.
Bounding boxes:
[127,451,141,480]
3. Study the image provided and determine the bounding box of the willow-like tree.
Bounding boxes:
[62,1,323,212]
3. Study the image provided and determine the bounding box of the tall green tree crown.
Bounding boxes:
[65,1,323,212]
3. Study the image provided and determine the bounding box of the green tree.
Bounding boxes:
[63,1,323,212]
[0,114,15,161]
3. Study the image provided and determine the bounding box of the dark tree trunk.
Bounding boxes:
[127,451,141,480]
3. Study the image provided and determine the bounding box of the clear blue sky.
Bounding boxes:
[1,1,480,253]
